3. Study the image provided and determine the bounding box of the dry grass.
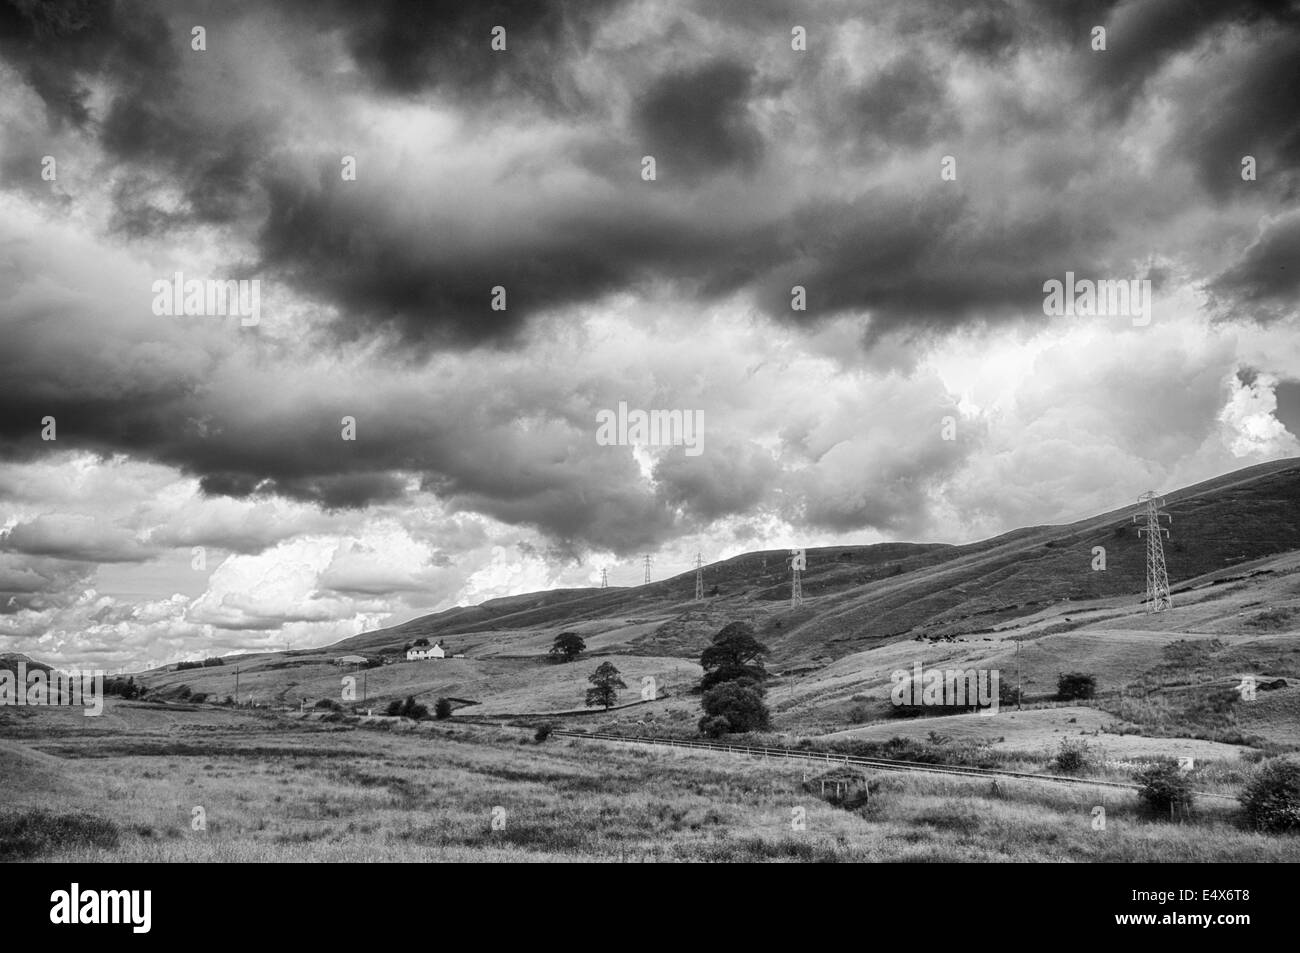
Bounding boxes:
[4,709,1298,863]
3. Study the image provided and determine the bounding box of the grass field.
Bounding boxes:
[3,701,1297,862]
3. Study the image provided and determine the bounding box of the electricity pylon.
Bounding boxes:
[694,553,704,601]
[643,555,653,585]
[1133,491,1172,611]
[789,548,806,607]
[600,568,608,588]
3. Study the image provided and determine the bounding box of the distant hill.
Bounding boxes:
[0,653,52,675]
[328,457,1300,663]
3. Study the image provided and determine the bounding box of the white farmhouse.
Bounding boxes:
[406,639,446,661]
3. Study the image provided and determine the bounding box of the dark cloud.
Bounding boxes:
[633,59,764,180]
[1081,0,1294,115]
[1168,31,1300,201]
[1275,379,1300,434]
[1208,210,1300,320]
[844,56,953,150]
[326,0,606,106]
[653,439,778,523]
[0,514,159,562]
[0,553,94,613]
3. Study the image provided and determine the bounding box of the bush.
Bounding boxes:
[534,723,554,743]
[1239,758,1300,833]
[848,705,871,724]
[999,681,1023,708]
[699,715,730,738]
[1053,738,1093,773]
[0,810,119,860]
[384,699,403,716]
[699,682,770,735]
[1057,672,1096,701]
[434,698,452,720]
[397,696,428,720]
[1136,761,1194,817]
[314,699,340,711]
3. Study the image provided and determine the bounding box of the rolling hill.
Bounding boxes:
[114,457,1300,756]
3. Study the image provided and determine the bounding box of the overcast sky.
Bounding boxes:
[2,0,1299,671]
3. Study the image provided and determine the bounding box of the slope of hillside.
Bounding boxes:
[127,459,1300,742]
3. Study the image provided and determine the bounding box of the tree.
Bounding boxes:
[399,695,429,720]
[700,621,770,691]
[549,632,586,663]
[434,697,452,720]
[585,661,626,710]
[699,681,770,735]
[1057,672,1096,700]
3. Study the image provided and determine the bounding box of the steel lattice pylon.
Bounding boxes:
[789,548,806,608]
[643,555,653,586]
[1133,491,1173,611]
[694,553,704,600]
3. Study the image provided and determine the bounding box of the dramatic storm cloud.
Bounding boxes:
[1,0,1298,668]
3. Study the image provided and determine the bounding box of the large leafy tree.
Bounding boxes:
[585,661,627,710]
[700,621,770,691]
[549,632,587,663]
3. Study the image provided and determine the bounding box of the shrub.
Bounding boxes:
[534,723,554,743]
[398,696,428,720]
[1057,672,1096,701]
[1053,738,1093,773]
[0,810,119,860]
[384,699,403,716]
[699,715,730,738]
[848,705,871,724]
[434,698,452,720]
[1136,761,1194,818]
[700,682,770,735]
[999,680,1023,708]
[1239,758,1300,833]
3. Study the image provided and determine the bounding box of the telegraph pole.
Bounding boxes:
[1133,491,1173,611]
[1016,640,1022,711]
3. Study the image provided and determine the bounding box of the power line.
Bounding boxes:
[1133,491,1172,611]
